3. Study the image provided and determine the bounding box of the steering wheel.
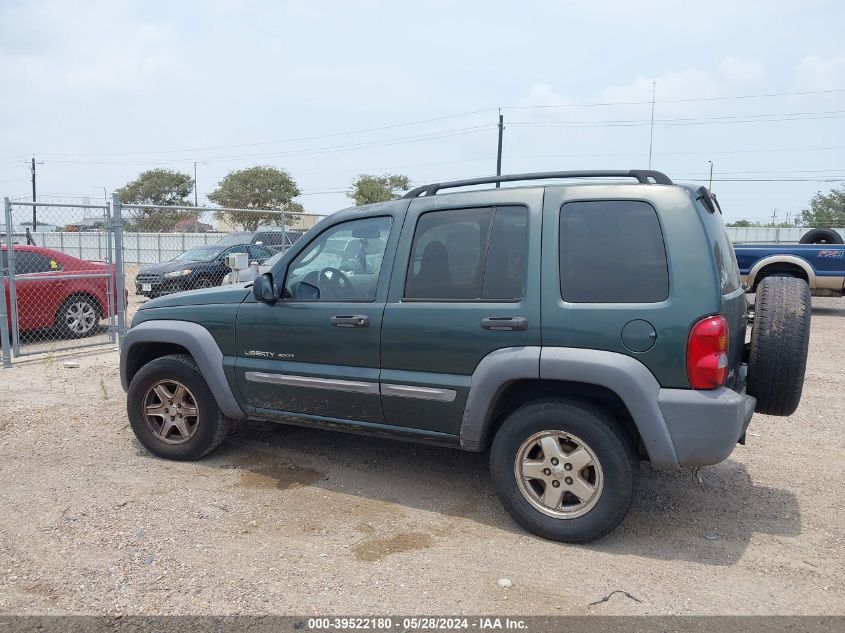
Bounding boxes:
[319,267,354,298]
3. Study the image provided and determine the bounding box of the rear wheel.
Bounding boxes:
[127,354,230,460]
[747,276,811,416]
[56,294,100,339]
[490,398,639,543]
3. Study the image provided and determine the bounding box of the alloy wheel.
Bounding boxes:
[142,379,200,445]
[514,430,604,519]
[65,301,97,334]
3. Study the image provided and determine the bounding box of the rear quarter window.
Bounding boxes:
[559,200,669,303]
[695,200,741,294]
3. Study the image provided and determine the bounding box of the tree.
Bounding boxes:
[801,187,845,228]
[207,166,303,231]
[347,173,410,206]
[727,219,755,227]
[117,169,194,232]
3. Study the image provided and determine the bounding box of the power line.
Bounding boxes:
[23,87,845,161]
[509,111,845,129]
[41,125,496,166]
[33,110,498,158]
[683,177,845,182]
[504,87,845,109]
[510,108,845,125]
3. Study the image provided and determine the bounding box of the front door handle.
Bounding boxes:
[330,314,370,328]
[481,316,528,331]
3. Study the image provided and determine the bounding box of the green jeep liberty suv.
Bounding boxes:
[121,170,811,542]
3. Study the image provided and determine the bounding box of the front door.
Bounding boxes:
[234,213,399,422]
[380,188,543,435]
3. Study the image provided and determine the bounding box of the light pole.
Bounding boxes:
[707,160,713,190]
[99,186,107,202]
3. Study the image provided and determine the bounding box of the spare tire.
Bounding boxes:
[747,276,811,416]
[799,228,843,244]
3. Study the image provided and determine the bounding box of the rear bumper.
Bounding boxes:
[658,386,756,467]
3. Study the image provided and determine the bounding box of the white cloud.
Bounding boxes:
[0,2,186,94]
[795,54,845,91]
[598,57,766,113]
[518,83,576,108]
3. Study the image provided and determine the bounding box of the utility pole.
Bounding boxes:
[193,161,208,207]
[495,109,504,188]
[708,160,714,190]
[30,157,37,232]
[648,81,656,169]
[771,209,778,227]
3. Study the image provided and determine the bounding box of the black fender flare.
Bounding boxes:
[459,346,682,470]
[120,320,245,419]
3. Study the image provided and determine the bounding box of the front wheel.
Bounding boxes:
[127,354,230,460]
[490,398,639,543]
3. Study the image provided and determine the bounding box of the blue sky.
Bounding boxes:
[1,0,844,223]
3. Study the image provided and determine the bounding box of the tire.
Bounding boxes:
[747,276,811,416]
[490,398,639,543]
[55,294,100,339]
[127,354,231,460]
[192,277,215,290]
[799,228,843,244]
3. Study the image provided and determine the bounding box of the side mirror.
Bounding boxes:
[252,272,277,304]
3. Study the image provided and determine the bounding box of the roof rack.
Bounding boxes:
[402,170,673,198]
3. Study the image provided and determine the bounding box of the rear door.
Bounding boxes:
[234,208,403,422]
[380,188,543,435]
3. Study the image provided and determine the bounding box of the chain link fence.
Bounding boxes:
[1,196,325,367]
[2,198,118,362]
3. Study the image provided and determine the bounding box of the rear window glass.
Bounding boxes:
[559,200,668,303]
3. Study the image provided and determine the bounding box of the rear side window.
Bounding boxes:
[405,206,528,301]
[695,200,741,294]
[559,200,668,303]
[14,251,60,274]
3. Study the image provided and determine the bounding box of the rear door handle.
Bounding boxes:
[481,316,528,331]
[330,314,370,328]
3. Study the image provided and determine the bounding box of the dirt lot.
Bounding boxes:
[0,298,843,616]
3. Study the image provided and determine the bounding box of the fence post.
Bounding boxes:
[0,199,11,367]
[4,198,21,357]
[104,202,116,344]
[112,193,128,343]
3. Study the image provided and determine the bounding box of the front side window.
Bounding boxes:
[284,216,391,301]
[404,206,528,301]
[559,200,668,303]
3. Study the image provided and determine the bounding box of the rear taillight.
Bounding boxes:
[687,315,729,389]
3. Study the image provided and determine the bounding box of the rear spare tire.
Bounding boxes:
[747,276,811,416]
[799,228,843,244]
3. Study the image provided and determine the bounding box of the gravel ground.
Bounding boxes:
[0,298,843,616]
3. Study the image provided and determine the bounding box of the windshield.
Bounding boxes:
[216,232,253,246]
[173,246,224,262]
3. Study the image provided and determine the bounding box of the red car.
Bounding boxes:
[2,245,119,339]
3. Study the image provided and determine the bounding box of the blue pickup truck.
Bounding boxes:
[733,243,845,297]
